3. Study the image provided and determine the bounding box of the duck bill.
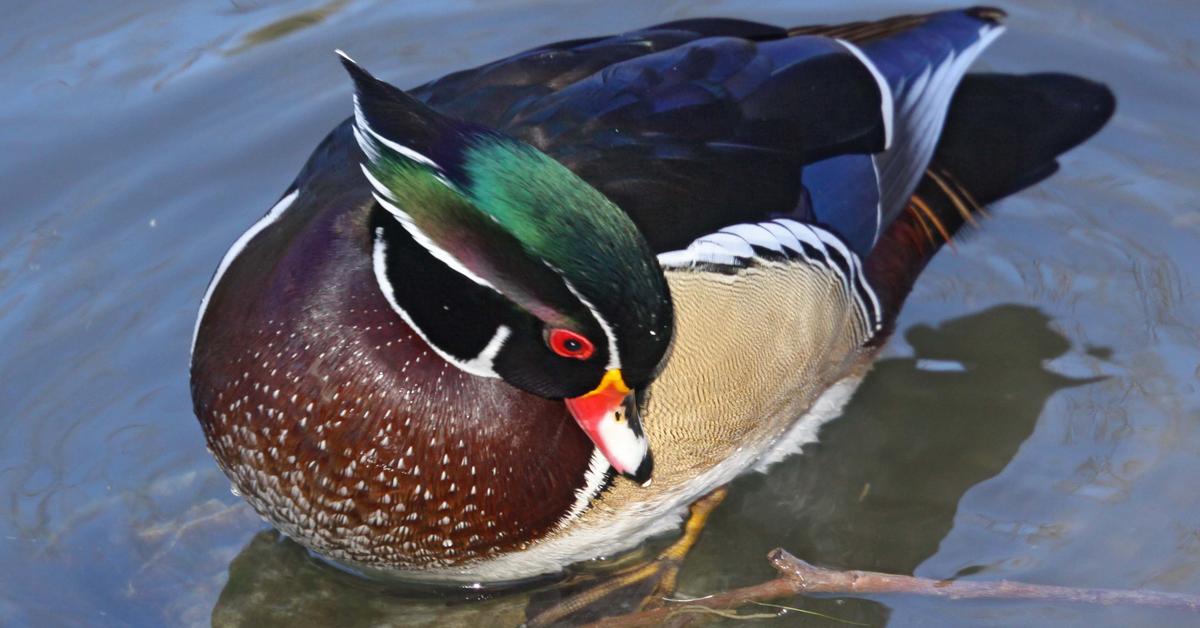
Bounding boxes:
[564,369,653,486]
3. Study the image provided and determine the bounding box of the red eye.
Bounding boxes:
[548,329,595,360]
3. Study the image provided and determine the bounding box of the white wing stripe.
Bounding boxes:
[874,23,1005,219]
[869,155,883,247]
[837,39,895,150]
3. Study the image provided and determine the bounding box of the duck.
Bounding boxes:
[190,6,1113,586]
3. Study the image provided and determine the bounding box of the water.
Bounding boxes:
[2,1,1197,626]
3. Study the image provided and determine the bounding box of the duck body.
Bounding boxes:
[191,7,1113,582]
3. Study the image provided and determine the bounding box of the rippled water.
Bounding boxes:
[2,1,1198,626]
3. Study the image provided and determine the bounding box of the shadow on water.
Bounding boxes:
[208,304,1104,627]
[683,304,1104,625]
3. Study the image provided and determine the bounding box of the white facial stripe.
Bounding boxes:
[351,99,458,193]
[351,123,381,163]
[562,278,621,370]
[359,163,397,202]
[372,192,502,295]
[595,412,648,475]
[350,94,441,170]
[459,325,511,375]
[372,227,505,378]
[193,189,299,356]
[366,126,440,169]
[836,39,894,150]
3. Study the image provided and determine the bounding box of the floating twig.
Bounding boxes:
[581,548,1200,628]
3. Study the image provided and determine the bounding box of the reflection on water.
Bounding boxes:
[224,0,350,57]
[213,530,531,628]
[669,305,1103,626]
[766,305,1103,574]
[207,305,1100,627]
[2,1,1199,626]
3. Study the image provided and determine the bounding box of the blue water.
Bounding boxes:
[2,1,1198,626]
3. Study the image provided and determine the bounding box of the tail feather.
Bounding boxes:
[865,72,1115,340]
[931,72,1116,205]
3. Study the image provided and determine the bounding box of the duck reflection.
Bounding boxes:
[680,304,1105,624]
[209,304,1103,627]
[211,528,536,627]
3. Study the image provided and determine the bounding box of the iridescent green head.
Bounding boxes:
[340,52,671,482]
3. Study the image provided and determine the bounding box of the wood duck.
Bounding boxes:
[191,7,1113,584]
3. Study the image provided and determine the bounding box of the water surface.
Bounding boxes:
[2,1,1198,626]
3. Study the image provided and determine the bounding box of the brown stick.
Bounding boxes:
[581,548,1200,628]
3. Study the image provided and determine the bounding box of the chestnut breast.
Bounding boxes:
[190,125,595,570]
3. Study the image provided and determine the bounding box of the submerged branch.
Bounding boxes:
[583,548,1200,628]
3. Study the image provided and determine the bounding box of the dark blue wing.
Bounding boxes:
[506,34,889,252]
[406,9,1002,257]
[799,9,1004,253]
[802,154,881,254]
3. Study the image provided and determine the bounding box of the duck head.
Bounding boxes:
[339,53,673,485]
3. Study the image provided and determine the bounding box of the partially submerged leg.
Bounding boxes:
[526,487,728,626]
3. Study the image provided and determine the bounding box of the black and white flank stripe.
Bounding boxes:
[658,219,883,339]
